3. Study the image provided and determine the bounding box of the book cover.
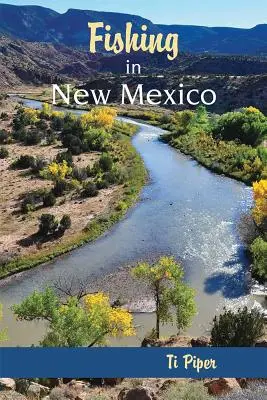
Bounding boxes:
[0,0,266,397]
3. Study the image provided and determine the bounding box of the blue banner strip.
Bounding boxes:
[0,348,266,378]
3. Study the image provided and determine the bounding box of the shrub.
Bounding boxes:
[213,109,267,146]
[20,107,39,125]
[0,112,8,121]
[115,201,128,212]
[219,383,267,400]
[12,107,38,131]
[38,214,58,236]
[12,128,26,142]
[72,167,88,182]
[43,191,56,207]
[258,146,267,165]
[84,128,111,151]
[211,307,265,346]
[51,116,64,131]
[59,215,71,232]
[23,130,42,145]
[90,161,102,177]
[159,113,172,125]
[48,160,72,180]
[49,386,77,400]
[21,194,36,214]
[104,167,125,185]
[0,130,8,144]
[69,179,80,191]
[62,134,83,155]
[21,190,45,214]
[62,117,83,137]
[0,147,8,159]
[96,179,109,189]
[31,157,48,174]
[82,182,99,198]
[53,180,68,197]
[86,165,92,176]
[164,381,210,400]
[46,130,57,145]
[35,119,48,131]
[21,199,35,214]
[41,102,52,118]
[56,151,73,166]
[172,110,195,133]
[99,153,113,172]
[12,155,35,169]
[251,237,267,280]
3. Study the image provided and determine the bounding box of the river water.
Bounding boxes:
[0,98,254,346]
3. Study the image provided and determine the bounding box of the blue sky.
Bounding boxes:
[1,0,266,27]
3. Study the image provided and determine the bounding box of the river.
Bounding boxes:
[0,98,254,346]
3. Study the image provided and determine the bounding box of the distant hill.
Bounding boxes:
[0,36,98,88]
[81,74,267,114]
[1,34,267,89]
[0,4,267,55]
[159,24,267,56]
[98,52,267,75]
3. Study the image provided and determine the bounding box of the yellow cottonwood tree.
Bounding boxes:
[23,107,40,124]
[81,107,117,130]
[42,102,52,116]
[253,179,267,228]
[47,160,72,180]
[13,288,135,347]
[84,293,135,346]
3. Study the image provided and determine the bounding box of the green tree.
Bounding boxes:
[132,256,196,339]
[172,110,195,134]
[211,307,265,347]
[191,105,210,132]
[39,214,58,236]
[12,288,135,347]
[251,237,267,281]
[213,108,267,146]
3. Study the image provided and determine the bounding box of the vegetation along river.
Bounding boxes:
[1,98,254,346]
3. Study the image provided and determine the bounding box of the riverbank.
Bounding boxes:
[160,132,265,185]
[119,107,267,186]
[0,98,147,279]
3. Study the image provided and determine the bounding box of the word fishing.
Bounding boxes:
[88,22,179,60]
